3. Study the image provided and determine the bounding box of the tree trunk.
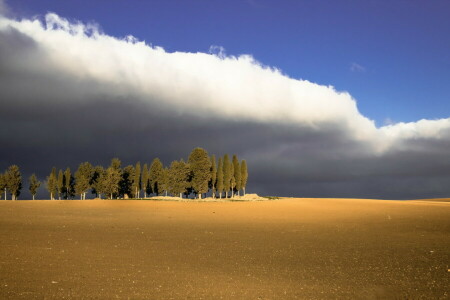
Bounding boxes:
[243,187,246,196]
[198,193,202,199]
[110,193,113,199]
[180,193,182,198]
[33,195,35,200]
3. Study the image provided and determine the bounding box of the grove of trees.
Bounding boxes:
[0,148,248,200]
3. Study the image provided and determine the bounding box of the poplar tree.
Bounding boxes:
[210,155,217,198]
[223,154,231,198]
[103,162,122,199]
[160,167,169,196]
[241,160,248,195]
[232,155,241,196]
[216,157,224,199]
[28,174,40,200]
[120,165,135,198]
[149,158,163,195]
[141,163,149,198]
[230,161,236,198]
[75,162,93,200]
[57,169,64,200]
[46,169,57,200]
[132,162,141,198]
[188,148,211,199]
[64,168,73,199]
[0,173,6,200]
[168,160,190,198]
[91,165,105,198]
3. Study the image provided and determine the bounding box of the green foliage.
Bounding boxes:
[188,148,211,198]
[149,158,164,195]
[120,165,135,198]
[28,173,41,200]
[46,168,58,200]
[141,163,149,197]
[131,162,141,198]
[74,162,93,199]
[160,167,169,196]
[216,157,224,198]
[64,168,73,199]
[240,160,248,195]
[57,169,64,199]
[168,160,191,197]
[223,154,231,197]
[91,165,105,198]
[103,164,122,199]
[210,155,217,197]
[4,165,22,200]
[232,155,241,195]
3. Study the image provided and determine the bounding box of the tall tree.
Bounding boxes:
[57,169,64,200]
[74,162,93,200]
[230,161,236,198]
[159,167,169,196]
[91,165,105,199]
[188,148,211,199]
[4,165,22,200]
[232,155,241,196]
[132,162,141,198]
[210,155,217,198]
[28,174,41,200]
[216,157,224,199]
[149,158,163,195]
[64,167,73,199]
[240,160,248,196]
[46,169,57,200]
[120,165,135,198]
[0,173,6,200]
[103,163,122,199]
[168,160,190,198]
[223,154,231,198]
[141,163,149,198]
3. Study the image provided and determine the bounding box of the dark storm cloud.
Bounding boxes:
[1,13,450,199]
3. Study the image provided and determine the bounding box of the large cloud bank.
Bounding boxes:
[1,13,449,199]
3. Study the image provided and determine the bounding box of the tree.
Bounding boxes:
[216,157,224,199]
[74,162,93,200]
[91,165,105,199]
[241,160,248,195]
[46,168,57,200]
[64,168,73,199]
[210,155,217,198]
[232,155,241,196]
[168,160,190,198]
[131,162,141,198]
[188,148,211,199]
[149,158,163,195]
[141,163,149,198]
[120,165,135,198]
[0,173,6,200]
[103,164,122,199]
[57,169,64,200]
[4,165,22,200]
[230,161,236,198]
[223,154,231,198]
[28,174,40,200]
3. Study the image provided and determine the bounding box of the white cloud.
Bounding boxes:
[0,13,449,155]
[350,62,365,72]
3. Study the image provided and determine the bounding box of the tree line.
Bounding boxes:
[0,148,248,200]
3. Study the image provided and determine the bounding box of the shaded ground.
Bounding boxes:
[0,198,449,299]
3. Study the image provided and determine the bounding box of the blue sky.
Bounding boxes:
[7,0,450,126]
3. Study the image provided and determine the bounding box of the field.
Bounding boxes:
[0,198,449,299]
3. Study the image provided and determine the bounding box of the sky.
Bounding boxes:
[1,0,449,199]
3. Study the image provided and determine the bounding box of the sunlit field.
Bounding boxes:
[0,198,448,299]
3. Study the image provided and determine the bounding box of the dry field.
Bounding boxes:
[0,198,449,299]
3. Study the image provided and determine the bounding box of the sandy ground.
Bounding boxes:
[0,198,448,299]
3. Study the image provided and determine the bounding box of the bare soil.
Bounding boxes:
[0,198,449,299]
